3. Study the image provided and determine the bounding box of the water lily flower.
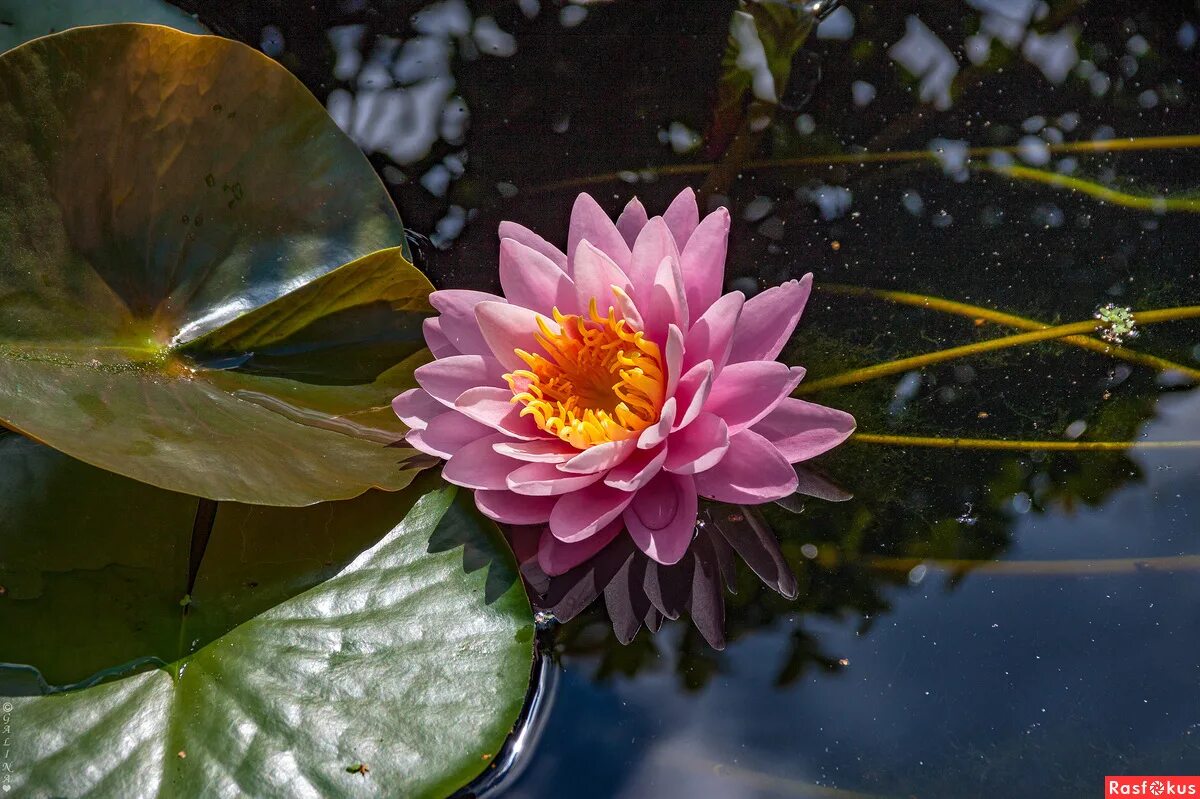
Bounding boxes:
[394,188,855,575]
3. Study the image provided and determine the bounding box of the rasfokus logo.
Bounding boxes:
[1106,777,1200,796]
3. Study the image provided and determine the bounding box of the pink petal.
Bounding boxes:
[604,445,667,491]
[415,354,504,407]
[644,255,689,343]
[663,323,685,398]
[393,388,443,431]
[475,301,554,372]
[727,275,813,364]
[682,290,744,376]
[455,386,545,440]
[573,240,632,314]
[680,207,730,317]
[752,398,857,463]
[625,471,698,565]
[549,481,635,542]
[498,220,568,270]
[662,187,700,248]
[475,489,557,525]
[538,519,623,576]
[423,318,458,359]
[693,430,798,503]
[430,290,503,357]
[560,438,637,474]
[612,286,644,330]
[705,362,806,434]
[664,412,729,475]
[414,411,494,458]
[615,197,649,247]
[638,396,676,449]
[627,217,679,301]
[493,439,575,463]
[567,193,631,270]
[500,237,576,314]
[672,360,714,430]
[507,462,605,496]
[444,433,523,490]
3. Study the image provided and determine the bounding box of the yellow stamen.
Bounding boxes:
[503,293,666,450]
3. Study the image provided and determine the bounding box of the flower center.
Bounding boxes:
[504,299,665,450]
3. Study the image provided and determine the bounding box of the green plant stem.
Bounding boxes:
[794,306,1200,395]
[850,433,1200,451]
[819,284,1200,381]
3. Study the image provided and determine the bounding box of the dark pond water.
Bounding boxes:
[12,0,1200,795]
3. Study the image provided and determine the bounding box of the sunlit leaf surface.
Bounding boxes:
[0,455,534,798]
[0,25,434,504]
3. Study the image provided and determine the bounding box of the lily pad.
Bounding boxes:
[0,24,434,505]
[1,465,534,797]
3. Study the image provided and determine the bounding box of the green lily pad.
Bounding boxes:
[0,0,207,53]
[1,459,534,797]
[0,24,434,505]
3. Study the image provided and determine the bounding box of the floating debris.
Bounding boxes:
[346,763,370,777]
[1094,303,1139,344]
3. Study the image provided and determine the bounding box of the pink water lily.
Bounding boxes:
[394,188,855,575]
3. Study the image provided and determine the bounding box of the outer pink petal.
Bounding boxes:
[672,360,714,430]
[475,301,554,372]
[615,197,649,247]
[752,398,857,463]
[455,386,545,440]
[568,193,631,270]
[693,430,798,503]
[498,220,568,270]
[604,444,667,491]
[430,289,503,357]
[549,481,635,543]
[423,318,458,359]
[507,462,605,496]
[415,354,504,406]
[393,388,444,431]
[664,412,729,475]
[444,433,523,490]
[638,396,676,449]
[573,240,632,313]
[475,489,557,524]
[726,275,813,364]
[680,207,731,317]
[500,238,576,314]
[683,290,743,375]
[705,362,806,434]
[538,519,623,576]
[662,187,700,249]
[414,411,493,458]
[625,471,698,565]
[560,438,637,474]
[627,217,679,301]
[493,439,575,463]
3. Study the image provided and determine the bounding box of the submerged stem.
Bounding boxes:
[820,284,1200,381]
[980,163,1200,212]
[526,134,1200,195]
[795,306,1200,395]
[850,433,1200,451]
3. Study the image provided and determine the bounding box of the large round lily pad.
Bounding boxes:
[0,439,534,797]
[0,24,432,505]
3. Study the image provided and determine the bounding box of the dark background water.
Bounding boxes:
[92,0,1200,795]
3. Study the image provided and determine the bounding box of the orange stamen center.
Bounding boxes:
[503,297,665,450]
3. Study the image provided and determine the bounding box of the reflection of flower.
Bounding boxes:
[394,188,855,576]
